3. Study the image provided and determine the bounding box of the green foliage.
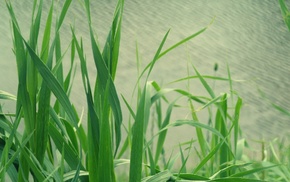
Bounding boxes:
[0,0,288,181]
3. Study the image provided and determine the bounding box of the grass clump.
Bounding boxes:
[0,0,289,181]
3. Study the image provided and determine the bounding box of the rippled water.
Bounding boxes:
[1,0,290,141]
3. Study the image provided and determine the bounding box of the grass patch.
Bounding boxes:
[0,0,289,181]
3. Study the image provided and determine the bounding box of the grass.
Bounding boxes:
[0,0,289,181]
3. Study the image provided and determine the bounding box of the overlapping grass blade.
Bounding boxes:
[48,123,84,170]
[129,82,151,182]
[0,91,16,101]
[233,98,242,155]
[0,110,21,182]
[72,31,100,181]
[154,101,175,164]
[141,170,172,182]
[189,100,208,157]
[209,178,267,182]
[136,24,211,84]
[230,163,279,178]
[84,0,123,154]
[174,173,209,180]
[214,94,231,177]
[102,0,124,80]
[98,82,116,182]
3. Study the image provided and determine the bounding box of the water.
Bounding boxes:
[1,0,290,142]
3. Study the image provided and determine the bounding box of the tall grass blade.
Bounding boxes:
[154,101,175,163]
[72,32,100,181]
[233,98,242,155]
[129,83,151,182]
[189,100,208,157]
[215,94,231,177]
[88,22,122,154]
[98,83,116,182]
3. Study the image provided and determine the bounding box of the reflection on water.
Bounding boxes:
[1,0,290,140]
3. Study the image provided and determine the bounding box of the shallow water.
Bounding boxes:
[1,0,290,142]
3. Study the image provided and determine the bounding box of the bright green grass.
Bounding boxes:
[0,0,289,181]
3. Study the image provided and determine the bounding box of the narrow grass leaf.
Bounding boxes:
[0,91,16,101]
[193,141,224,174]
[209,178,266,182]
[174,173,209,180]
[98,82,116,182]
[154,101,175,163]
[40,1,53,61]
[57,0,72,31]
[48,123,84,170]
[233,97,242,155]
[189,100,207,157]
[72,31,100,181]
[129,83,151,182]
[192,64,215,98]
[141,170,172,182]
[88,24,122,154]
[230,164,279,177]
[21,35,79,129]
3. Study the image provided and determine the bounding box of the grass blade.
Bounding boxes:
[129,83,151,182]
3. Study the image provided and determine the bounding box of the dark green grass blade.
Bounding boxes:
[84,0,123,155]
[0,110,21,182]
[34,82,51,165]
[72,31,100,181]
[48,123,84,170]
[146,144,156,175]
[56,0,72,31]
[193,141,224,174]
[102,0,124,80]
[40,1,53,61]
[154,100,175,163]
[215,94,231,177]
[174,173,209,180]
[22,36,79,129]
[9,8,34,136]
[233,98,242,155]
[88,24,122,154]
[97,81,116,182]
[129,83,151,182]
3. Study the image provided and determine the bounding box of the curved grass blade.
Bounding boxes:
[141,170,172,182]
[72,31,100,181]
[209,178,267,182]
[0,91,16,101]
